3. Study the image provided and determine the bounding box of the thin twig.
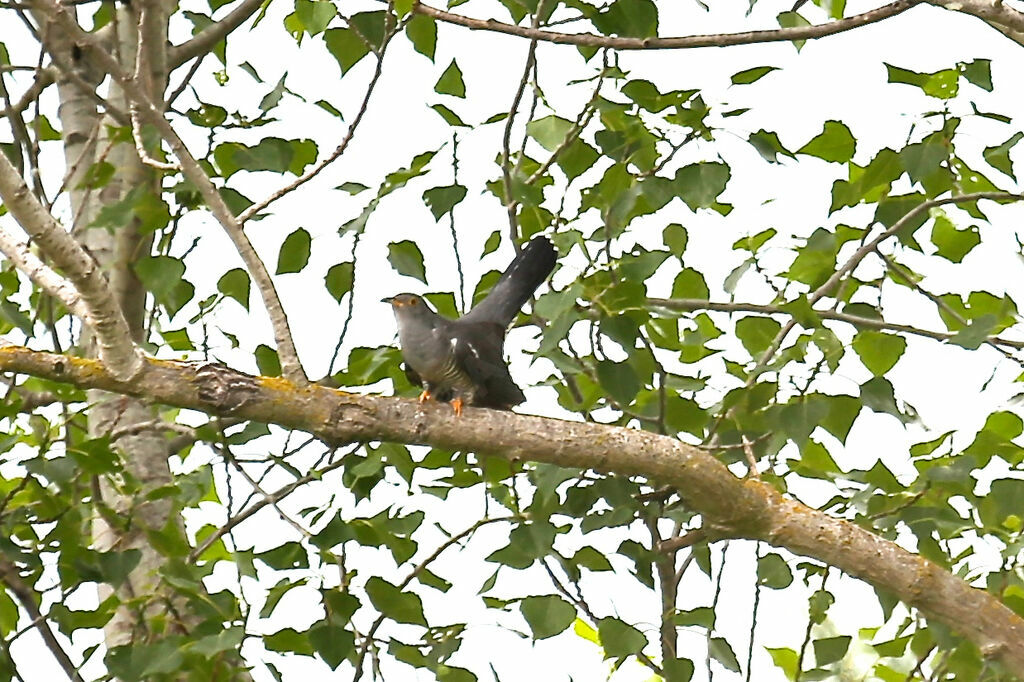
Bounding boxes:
[499,5,545,248]
[351,517,509,682]
[187,445,359,562]
[648,297,1024,350]
[236,41,391,224]
[0,558,85,682]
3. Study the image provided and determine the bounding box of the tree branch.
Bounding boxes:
[413,0,924,50]
[33,0,308,385]
[930,0,1024,41]
[168,0,266,69]
[0,558,86,682]
[2,343,1024,674]
[648,297,1024,350]
[0,154,143,380]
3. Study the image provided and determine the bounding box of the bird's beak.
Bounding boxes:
[382,296,395,305]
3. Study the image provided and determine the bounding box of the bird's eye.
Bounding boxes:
[410,298,418,305]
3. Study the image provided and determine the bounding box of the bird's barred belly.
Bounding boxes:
[420,355,476,398]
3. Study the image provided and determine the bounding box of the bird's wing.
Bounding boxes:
[460,237,557,328]
[452,322,526,408]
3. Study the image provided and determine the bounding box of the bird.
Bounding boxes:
[384,236,557,416]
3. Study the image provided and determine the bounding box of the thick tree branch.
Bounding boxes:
[649,297,1024,350]
[2,343,1023,674]
[168,0,266,69]
[0,154,143,380]
[413,0,924,50]
[930,0,1024,41]
[33,0,307,385]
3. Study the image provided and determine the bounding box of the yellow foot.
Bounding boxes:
[418,389,432,403]
[451,397,464,417]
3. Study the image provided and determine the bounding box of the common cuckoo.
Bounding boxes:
[385,236,557,415]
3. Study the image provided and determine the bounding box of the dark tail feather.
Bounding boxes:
[463,236,557,327]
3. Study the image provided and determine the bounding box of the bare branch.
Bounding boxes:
[0,66,55,118]
[413,0,924,50]
[4,345,1024,674]
[0,155,143,380]
[33,0,308,384]
[0,227,91,322]
[168,0,266,68]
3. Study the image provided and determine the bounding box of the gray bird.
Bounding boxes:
[385,236,557,415]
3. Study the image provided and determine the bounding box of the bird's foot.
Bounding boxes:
[418,389,432,403]
[451,397,464,417]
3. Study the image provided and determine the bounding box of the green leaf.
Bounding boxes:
[593,0,658,38]
[748,129,793,163]
[808,588,834,624]
[324,27,370,73]
[366,577,427,626]
[787,228,837,288]
[527,115,573,152]
[663,223,687,257]
[520,595,576,639]
[276,227,311,274]
[434,59,466,98]
[960,58,992,91]
[767,647,799,680]
[557,138,600,181]
[294,0,336,35]
[663,658,695,681]
[852,331,906,376]
[213,138,317,178]
[265,627,315,655]
[406,15,437,60]
[730,65,778,85]
[735,317,781,358]
[860,376,912,423]
[776,10,810,50]
[423,184,467,221]
[797,121,855,163]
[387,240,427,283]
[255,344,281,376]
[709,636,741,672]
[597,617,647,658]
[309,624,354,669]
[931,215,979,263]
[325,261,354,302]
[885,63,959,99]
[217,268,251,310]
[949,314,997,350]
[673,162,730,211]
[756,552,794,589]
[596,359,641,406]
[430,103,468,127]
[813,635,851,665]
[983,132,1022,179]
[135,255,194,316]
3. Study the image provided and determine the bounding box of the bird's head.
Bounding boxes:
[383,294,436,323]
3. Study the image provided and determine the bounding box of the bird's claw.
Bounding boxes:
[418,389,432,403]
[451,397,464,417]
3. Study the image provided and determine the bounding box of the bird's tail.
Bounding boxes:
[465,236,557,327]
